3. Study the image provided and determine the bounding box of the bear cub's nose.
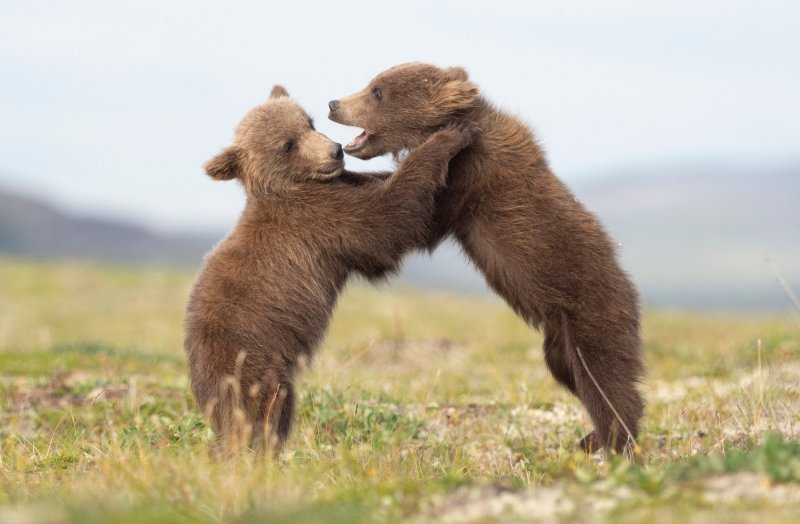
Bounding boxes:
[331,143,343,160]
[328,100,339,113]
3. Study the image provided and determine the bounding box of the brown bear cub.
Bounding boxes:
[329,63,645,454]
[185,85,477,449]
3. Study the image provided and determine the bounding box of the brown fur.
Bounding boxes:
[185,86,477,449]
[329,63,645,454]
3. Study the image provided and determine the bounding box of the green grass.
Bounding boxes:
[1,256,800,522]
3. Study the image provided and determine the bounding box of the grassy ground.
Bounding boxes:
[1,256,799,523]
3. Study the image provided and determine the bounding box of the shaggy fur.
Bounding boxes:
[329,63,645,453]
[185,86,477,449]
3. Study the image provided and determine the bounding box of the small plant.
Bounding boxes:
[300,388,423,449]
[671,432,800,483]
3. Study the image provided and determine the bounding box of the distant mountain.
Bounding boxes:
[1,162,798,310]
[0,188,217,266]
[574,164,800,309]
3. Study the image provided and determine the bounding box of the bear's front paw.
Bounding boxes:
[439,118,480,152]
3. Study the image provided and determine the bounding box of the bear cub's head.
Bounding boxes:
[206,86,345,196]
[328,63,478,160]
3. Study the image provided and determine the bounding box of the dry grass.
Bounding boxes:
[1,256,799,523]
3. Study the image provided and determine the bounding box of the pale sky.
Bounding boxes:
[1,0,798,233]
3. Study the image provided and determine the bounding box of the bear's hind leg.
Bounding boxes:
[564,313,644,455]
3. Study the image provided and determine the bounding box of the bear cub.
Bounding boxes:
[185,85,477,449]
[329,64,645,454]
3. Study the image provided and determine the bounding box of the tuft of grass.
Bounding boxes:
[671,432,800,483]
[299,388,424,450]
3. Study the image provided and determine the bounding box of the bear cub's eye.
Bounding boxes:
[283,140,295,153]
[372,87,382,100]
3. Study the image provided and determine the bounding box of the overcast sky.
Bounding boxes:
[1,0,798,233]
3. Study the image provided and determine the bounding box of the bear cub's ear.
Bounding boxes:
[432,65,477,114]
[438,78,479,114]
[205,146,241,181]
[443,66,469,82]
[269,85,290,99]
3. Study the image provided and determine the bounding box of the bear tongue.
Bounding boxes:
[345,130,368,151]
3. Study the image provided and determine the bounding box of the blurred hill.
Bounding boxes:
[574,163,800,310]
[0,188,215,266]
[1,163,798,310]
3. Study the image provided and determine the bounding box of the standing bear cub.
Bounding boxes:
[185,85,477,449]
[329,63,645,454]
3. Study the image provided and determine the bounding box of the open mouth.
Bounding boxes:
[344,130,369,152]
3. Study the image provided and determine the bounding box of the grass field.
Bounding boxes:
[1,256,800,523]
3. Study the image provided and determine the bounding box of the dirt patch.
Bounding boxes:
[0,371,182,413]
